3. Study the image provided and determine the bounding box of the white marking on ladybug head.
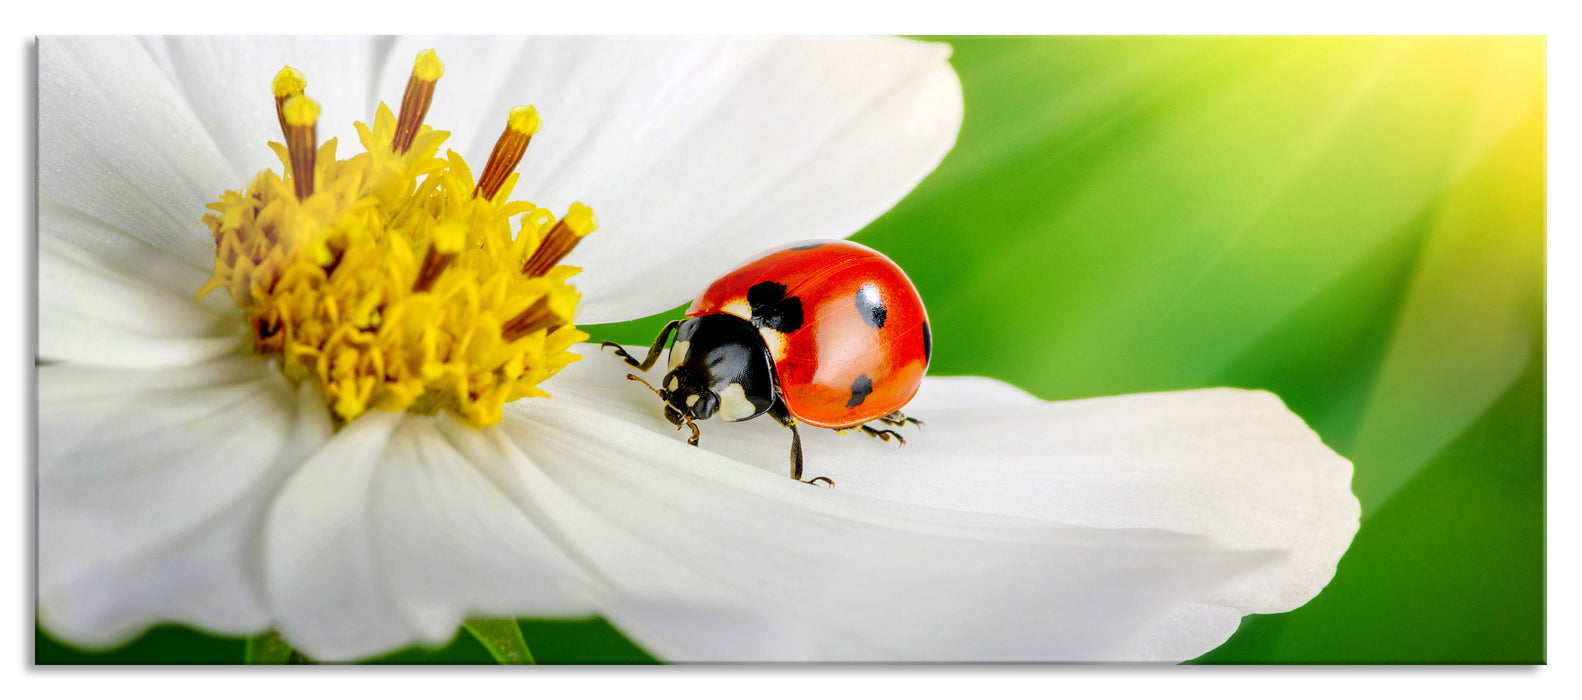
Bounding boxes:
[666,375,680,392]
[668,340,690,371]
[759,328,788,363]
[721,298,752,322]
[686,394,700,408]
[718,382,758,422]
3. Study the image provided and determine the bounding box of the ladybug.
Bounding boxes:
[602,240,931,486]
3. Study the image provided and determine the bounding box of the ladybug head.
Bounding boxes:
[655,314,778,426]
[659,363,720,422]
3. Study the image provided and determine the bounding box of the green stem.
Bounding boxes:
[463,618,536,665]
[245,630,316,664]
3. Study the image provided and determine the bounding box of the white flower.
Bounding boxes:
[36,35,1360,663]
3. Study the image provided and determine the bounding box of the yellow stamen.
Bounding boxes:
[521,202,598,278]
[477,106,541,201]
[393,49,444,154]
[199,49,595,428]
[271,66,307,139]
[281,95,320,201]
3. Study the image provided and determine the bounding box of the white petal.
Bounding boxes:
[500,394,1277,661]
[39,193,213,297]
[260,412,407,659]
[377,36,963,323]
[905,373,1042,411]
[37,360,328,648]
[1124,602,1250,662]
[539,346,1358,660]
[38,356,273,470]
[38,37,236,270]
[264,411,598,661]
[39,236,245,368]
[136,36,385,180]
[384,418,601,629]
[828,387,1359,618]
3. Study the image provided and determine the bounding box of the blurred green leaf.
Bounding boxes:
[36,616,659,665]
[1344,72,1544,515]
[1196,340,1544,663]
[35,624,244,664]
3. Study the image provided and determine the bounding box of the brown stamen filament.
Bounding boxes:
[393,50,444,154]
[272,66,307,141]
[522,204,596,278]
[501,297,562,342]
[521,222,578,277]
[476,106,540,201]
[281,95,320,201]
[412,247,454,293]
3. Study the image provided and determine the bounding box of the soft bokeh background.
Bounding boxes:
[38,35,1545,664]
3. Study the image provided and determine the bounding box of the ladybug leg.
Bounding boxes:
[786,419,805,480]
[878,411,924,429]
[601,319,681,372]
[768,398,833,488]
[856,424,907,446]
[682,415,701,447]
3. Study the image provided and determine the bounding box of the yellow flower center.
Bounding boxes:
[198,50,595,428]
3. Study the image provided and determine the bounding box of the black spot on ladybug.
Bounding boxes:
[747,281,804,333]
[846,374,874,408]
[787,241,825,250]
[920,321,932,361]
[855,283,887,329]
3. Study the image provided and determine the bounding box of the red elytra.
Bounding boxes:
[686,240,931,429]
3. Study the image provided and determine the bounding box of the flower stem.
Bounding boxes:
[462,618,536,664]
[244,629,317,664]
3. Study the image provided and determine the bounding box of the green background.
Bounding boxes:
[38,36,1545,664]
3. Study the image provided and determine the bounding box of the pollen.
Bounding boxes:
[199,50,595,428]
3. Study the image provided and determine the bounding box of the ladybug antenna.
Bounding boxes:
[627,373,702,445]
[625,373,664,398]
